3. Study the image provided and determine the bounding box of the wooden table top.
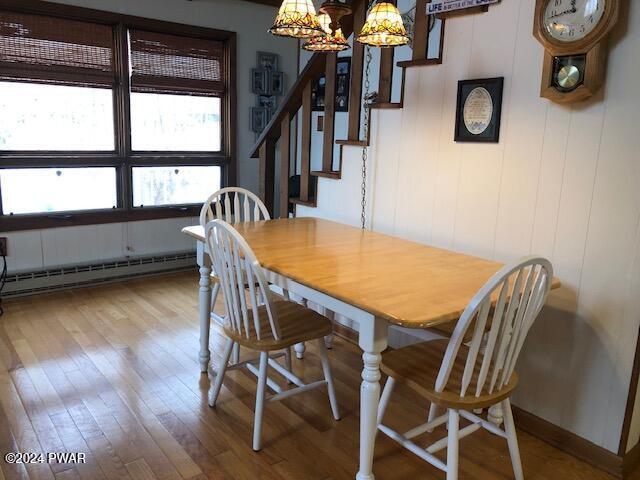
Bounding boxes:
[183,217,560,328]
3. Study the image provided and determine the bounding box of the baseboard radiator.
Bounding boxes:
[3,251,197,298]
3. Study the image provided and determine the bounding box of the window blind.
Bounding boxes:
[129,30,224,96]
[0,12,115,86]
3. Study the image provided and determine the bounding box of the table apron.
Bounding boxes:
[265,270,377,326]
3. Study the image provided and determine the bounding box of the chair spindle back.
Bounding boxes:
[200,187,270,227]
[205,219,281,342]
[435,256,553,398]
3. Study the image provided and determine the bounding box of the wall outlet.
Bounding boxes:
[0,237,6,256]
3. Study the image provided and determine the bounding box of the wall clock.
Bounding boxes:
[533,0,620,103]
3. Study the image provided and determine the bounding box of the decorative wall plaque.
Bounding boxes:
[454,77,504,143]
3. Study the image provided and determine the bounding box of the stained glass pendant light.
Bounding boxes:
[269,0,326,38]
[357,1,409,47]
[302,13,350,51]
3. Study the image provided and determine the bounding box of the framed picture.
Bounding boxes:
[312,75,326,111]
[257,95,277,110]
[454,77,504,143]
[257,51,279,71]
[251,68,268,94]
[269,71,284,95]
[250,107,270,133]
[312,58,351,112]
[335,58,351,112]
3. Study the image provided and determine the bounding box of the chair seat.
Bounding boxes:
[224,301,332,351]
[381,340,518,410]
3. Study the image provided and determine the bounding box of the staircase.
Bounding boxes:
[251,0,447,218]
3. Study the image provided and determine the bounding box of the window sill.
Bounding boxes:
[0,205,201,232]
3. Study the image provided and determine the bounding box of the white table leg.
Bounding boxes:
[324,308,335,349]
[294,342,306,359]
[488,403,504,427]
[291,293,308,359]
[356,316,388,480]
[197,241,212,373]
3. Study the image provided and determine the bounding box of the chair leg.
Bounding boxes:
[426,402,438,433]
[232,342,240,365]
[210,281,220,313]
[253,351,269,451]
[284,347,293,384]
[446,409,459,480]
[377,377,395,424]
[209,338,234,407]
[317,339,340,420]
[502,399,524,480]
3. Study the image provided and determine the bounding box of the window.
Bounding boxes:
[0,4,235,231]
[0,82,115,151]
[132,166,221,207]
[130,93,221,152]
[0,168,117,215]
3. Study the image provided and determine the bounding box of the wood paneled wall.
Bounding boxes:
[298,0,640,455]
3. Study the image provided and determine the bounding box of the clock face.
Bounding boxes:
[544,0,605,42]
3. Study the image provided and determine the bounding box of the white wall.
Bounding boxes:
[3,0,297,273]
[4,217,199,273]
[298,0,640,454]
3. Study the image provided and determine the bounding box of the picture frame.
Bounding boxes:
[312,76,326,111]
[251,68,268,95]
[269,71,284,96]
[312,58,351,112]
[335,58,351,112]
[257,51,279,71]
[250,106,270,133]
[454,77,504,143]
[257,95,277,110]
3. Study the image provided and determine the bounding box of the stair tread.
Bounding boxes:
[370,102,403,109]
[397,58,442,68]
[289,197,317,207]
[336,139,369,147]
[311,170,341,179]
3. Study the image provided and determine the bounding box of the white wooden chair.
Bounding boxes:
[200,187,318,363]
[200,187,271,363]
[377,256,553,480]
[200,187,271,319]
[200,187,271,226]
[205,219,340,451]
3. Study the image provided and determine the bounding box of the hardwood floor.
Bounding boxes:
[0,271,621,479]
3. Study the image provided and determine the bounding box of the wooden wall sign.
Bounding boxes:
[427,0,499,17]
[533,0,620,104]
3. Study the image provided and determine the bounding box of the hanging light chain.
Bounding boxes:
[360,42,372,230]
[359,0,378,230]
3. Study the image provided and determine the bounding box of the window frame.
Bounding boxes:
[0,0,236,232]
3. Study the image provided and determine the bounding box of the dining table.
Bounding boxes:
[182,216,560,480]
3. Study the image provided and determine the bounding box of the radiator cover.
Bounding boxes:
[3,251,197,297]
